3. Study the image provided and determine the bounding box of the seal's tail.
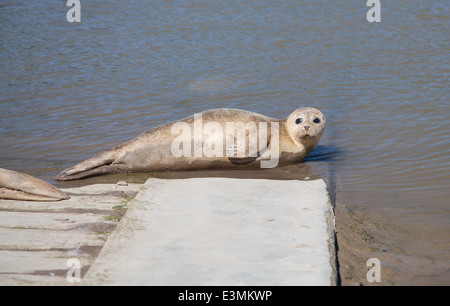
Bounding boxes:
[1,168,69,201]
[56,150,122,181]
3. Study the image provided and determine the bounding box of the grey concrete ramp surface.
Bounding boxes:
[83,177,336,286]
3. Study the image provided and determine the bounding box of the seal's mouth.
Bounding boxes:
[301,134,317,142]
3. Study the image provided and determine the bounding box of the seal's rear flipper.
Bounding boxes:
[56,150,121,181]
[0,168,69,201]
[0,188,67,201]
[56,164,124,181]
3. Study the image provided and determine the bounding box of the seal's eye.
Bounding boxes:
[295,118,302,124]
[313,118,321,124]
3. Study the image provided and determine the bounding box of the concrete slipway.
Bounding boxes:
[0,177,337,286]
[83,178,337,286]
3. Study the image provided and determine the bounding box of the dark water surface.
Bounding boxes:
[1,0,449,285]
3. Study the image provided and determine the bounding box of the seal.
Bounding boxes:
[57,107,325,181]
[0,168,69,201]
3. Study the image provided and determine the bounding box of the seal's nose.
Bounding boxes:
[304,125,310,131]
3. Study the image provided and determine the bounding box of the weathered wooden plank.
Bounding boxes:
[0,274,69,286]
[0,228,106,250]
[0,211,112,230]
[0,250,91,274]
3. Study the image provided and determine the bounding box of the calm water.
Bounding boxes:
[1,0,449,285]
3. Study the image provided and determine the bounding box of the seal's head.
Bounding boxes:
[286,107,325,145]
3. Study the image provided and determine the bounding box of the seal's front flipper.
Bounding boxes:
[227,156,258,165]
[225,124,271,165]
